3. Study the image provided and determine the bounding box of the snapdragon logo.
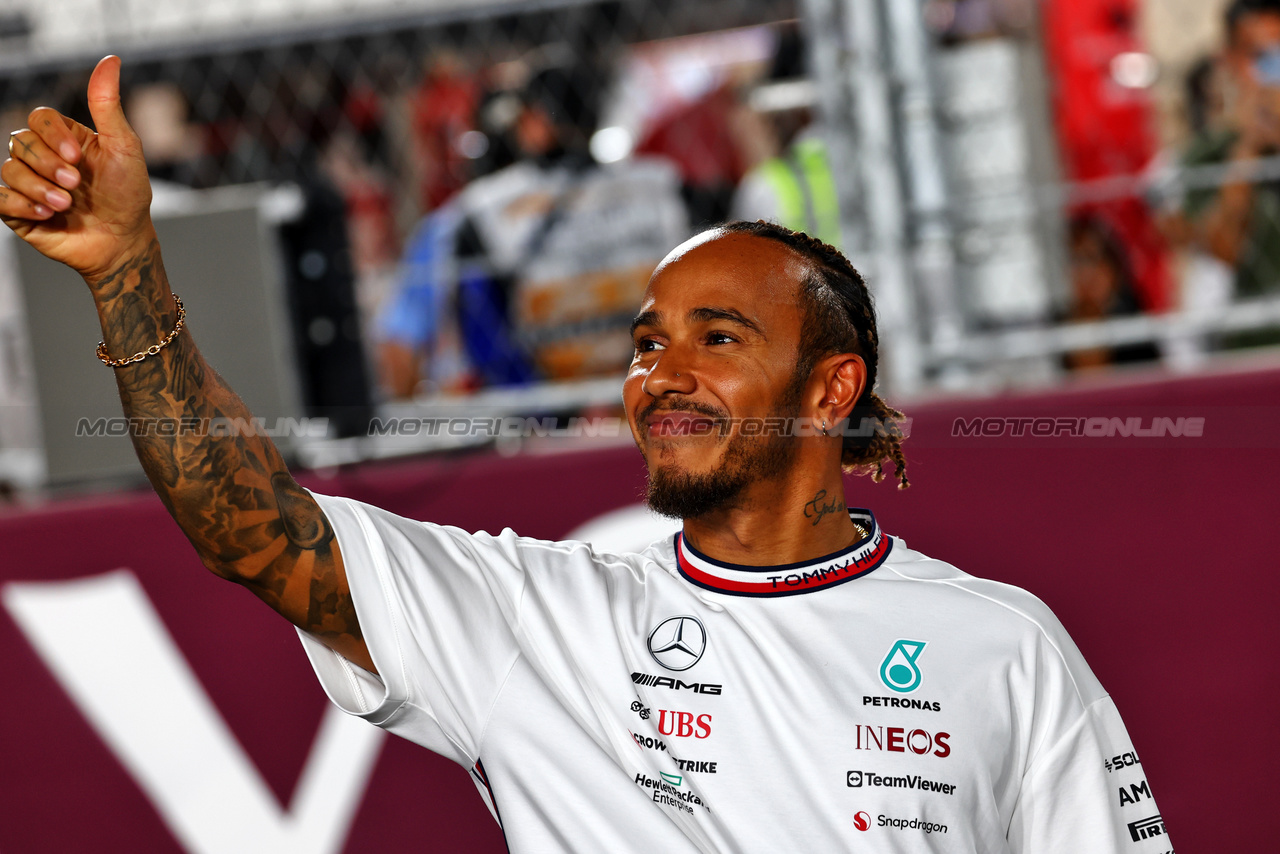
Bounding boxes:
[879,815,948,834]
[853,811,948,835]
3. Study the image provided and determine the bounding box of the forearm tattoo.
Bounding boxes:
[99,242,362,649]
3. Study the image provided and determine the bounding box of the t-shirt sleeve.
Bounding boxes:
[1007,689,1170,853]
[294,492,526,767]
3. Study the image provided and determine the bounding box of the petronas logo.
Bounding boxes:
[879,639,927,693]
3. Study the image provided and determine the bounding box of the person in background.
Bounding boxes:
[730,27,843,250]
[633,83,750,229]
[411,54,482,214]
[1180,0,1280,350]
[1062,215,1159,370]
[126,83,212,191]
[376,62,688,397]
[631,27,783,231]
[377,202,473,397]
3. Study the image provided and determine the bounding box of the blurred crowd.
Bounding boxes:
[369,27,822,399]
[148,22,825,406]
[1048,0,1280,368]
[332,0,1280,400]
[2,0,1280,434]
[1166,0,1280,350]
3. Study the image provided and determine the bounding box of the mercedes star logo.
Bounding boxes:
[647,616,707,671]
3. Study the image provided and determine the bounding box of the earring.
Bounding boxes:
[821,419,828,437]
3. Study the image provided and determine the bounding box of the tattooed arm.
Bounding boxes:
[97,244,373,671]
[0,57,374,673]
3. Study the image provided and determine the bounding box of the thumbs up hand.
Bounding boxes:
[0,56,156,289]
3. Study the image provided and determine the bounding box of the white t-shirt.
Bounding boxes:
[297,493,1170,853]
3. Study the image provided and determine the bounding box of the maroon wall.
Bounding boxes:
[2,364,1276,852]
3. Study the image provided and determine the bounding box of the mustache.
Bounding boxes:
[639,398,731,427]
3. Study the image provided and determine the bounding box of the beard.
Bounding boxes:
[642,369,805,520]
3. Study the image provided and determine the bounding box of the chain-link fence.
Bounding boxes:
[2,0,1279,481]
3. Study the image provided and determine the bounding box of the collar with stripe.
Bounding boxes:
[674,509,891,598]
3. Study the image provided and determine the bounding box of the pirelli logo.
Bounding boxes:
[1127,814,1166,842]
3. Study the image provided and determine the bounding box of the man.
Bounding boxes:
[2,57,1168,852]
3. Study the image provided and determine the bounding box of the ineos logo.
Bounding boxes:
[647,616,707,672]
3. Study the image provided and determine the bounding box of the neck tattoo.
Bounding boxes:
[803,489,846,527]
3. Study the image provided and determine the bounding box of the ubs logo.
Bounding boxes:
[648,616,707,671]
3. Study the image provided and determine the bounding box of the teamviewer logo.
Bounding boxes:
[847,771,863,787]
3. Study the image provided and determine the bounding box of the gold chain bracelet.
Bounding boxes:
[96,294,185,367]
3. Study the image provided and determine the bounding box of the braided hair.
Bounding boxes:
[722,220,910,488]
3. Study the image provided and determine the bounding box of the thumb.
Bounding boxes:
[86,56,136,145]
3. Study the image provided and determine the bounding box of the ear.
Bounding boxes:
[811,353,866,429]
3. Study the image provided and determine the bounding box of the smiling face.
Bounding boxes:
[624,229,815,519]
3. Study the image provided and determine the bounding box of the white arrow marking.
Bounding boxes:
[3,569,384,854]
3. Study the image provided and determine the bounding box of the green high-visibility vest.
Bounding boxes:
[758,137,842,248]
